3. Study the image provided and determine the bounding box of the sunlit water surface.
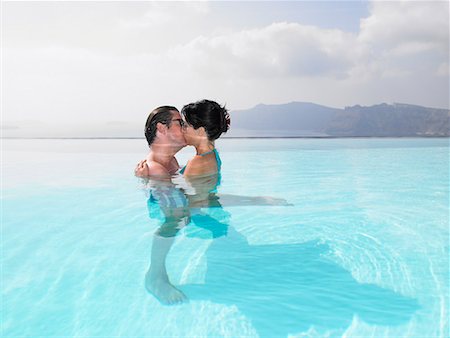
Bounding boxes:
[2,138,449,337]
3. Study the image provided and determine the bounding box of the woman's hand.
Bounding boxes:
[135,160,150,178]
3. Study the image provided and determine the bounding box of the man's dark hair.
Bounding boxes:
[181,100,230,141]
[144,106,178,146]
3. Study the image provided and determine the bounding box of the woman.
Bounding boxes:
[179,99,230,176]
[178,100,230,209]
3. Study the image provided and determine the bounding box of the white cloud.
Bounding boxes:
[119,2,209,29]
[169,22,357,79]
[165,0,448,84]
[355,1,449,78]
[3,2,211,55]
[359,1,448,52]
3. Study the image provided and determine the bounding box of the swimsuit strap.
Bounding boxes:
[198,149,215,157]
[214,149,222,172]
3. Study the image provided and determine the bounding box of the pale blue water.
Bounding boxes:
[2,138,449,337]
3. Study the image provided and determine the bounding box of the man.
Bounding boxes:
[136,105,186,177]
[136,105,189,305]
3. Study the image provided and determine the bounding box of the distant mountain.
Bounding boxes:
[326,103,449,137]
[3,102,448,138]
[226,102,449,137]
[228,102,340,137]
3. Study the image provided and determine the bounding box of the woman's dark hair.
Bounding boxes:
[181,100,230,141]
[144,106,178,146]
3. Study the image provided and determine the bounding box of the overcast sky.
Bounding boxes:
[2,0,449,137]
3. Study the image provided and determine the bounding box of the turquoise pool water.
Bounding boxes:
[2,138,449,337]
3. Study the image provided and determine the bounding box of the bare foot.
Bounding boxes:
[145,272,188,305]
[261,196,294,206]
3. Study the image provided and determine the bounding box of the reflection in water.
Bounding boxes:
[143,172,289,305]
[144,172,229,305]
[183,237,419,336]
[142,174,419,334]
[144,177,190,305]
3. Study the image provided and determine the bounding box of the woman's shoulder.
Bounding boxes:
[183,154,217,176]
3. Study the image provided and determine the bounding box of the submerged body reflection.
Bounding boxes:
[144,171,227,305]
[144,172,290,305]
[142,175,418,335]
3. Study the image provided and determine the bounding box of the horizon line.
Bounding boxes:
[2,136,449,140]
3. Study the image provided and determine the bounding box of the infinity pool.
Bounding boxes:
[2,138,448,337]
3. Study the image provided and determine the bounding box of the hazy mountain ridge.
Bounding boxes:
[2,102,448,138]
[227,102,449,137]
